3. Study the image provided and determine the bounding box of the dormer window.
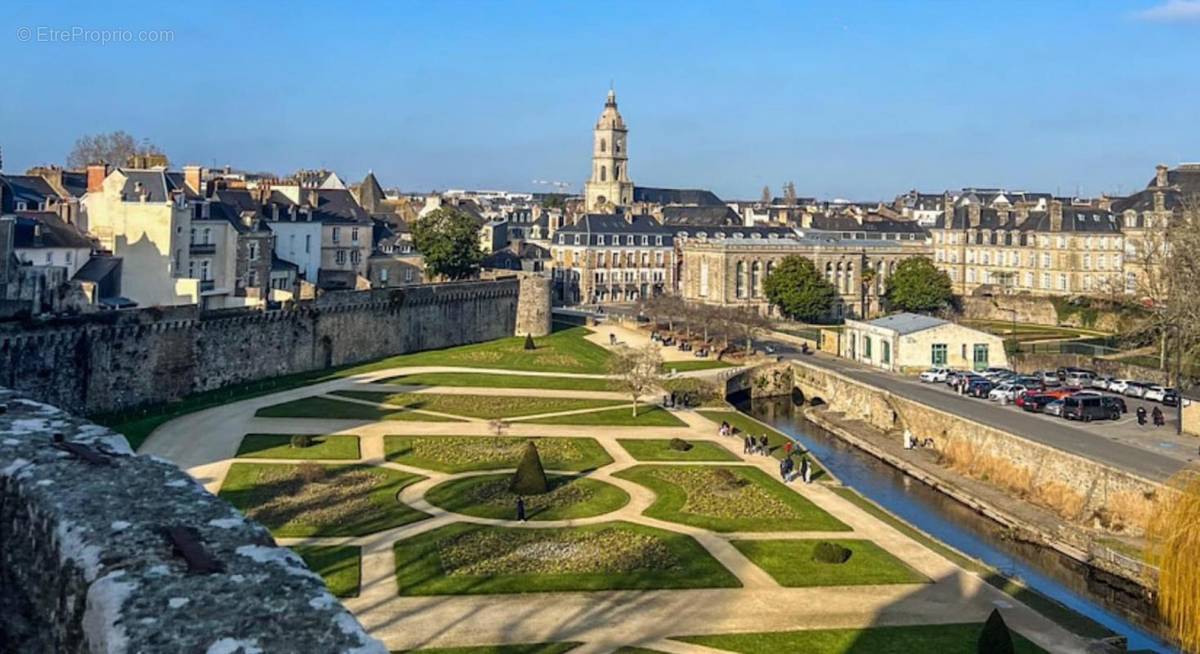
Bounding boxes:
[715,231,725,239]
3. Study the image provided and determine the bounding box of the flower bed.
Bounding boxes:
[424,473,629,521]
[384,436,611,473]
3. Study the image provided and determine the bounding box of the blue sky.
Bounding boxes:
[2,1,1199,200]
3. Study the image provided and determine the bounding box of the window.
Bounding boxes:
[600,138,606,153]
[751,261,762,297]
[655,235,663,246]
[735,261,746,298]
[249,243,259,261]
[351,228,360,243]
[699,259,709,297]
[45,252,53,264]
[200,260,211,281]
[248,270,258,287]
[882,341,891,366]
[304,235,311,253]
[351,250,361,265]
[931,343,948,366]
[404,268,414,283]
[336,250,346,265]
[380,268,389,282]
[332,227,341,243]
[65,251,72,264]
[863,335,873,360]
[203,228,211,244]
[973,344,989,371]
[641,235,648,246]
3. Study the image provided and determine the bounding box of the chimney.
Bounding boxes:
[1050,199,1063,232]
[183,165,204,195]
[0,216,16,286]
[1155,164,1169,188]
[968,203,981,228]
[86,163,110,193]
[1015,205,1030,227]
[1154,191,1165,212]
[134,181,148,202]
[201,201,211,219]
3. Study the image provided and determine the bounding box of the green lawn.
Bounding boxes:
[384,436,612,473]
[219,463,429,537]
[424,473,630,521]
[254,396,464,422]
[518,404,686,427]
[675,623,1048,654]
[383,371,613,392]
[291,545,361,597]
[614,465,848,532]
[393,521,740,595]
[331,390,624,420]
[612,649,665,654]
[660,360,735,373]
[617,439,740,462]
[731,539,928,587]
[99,325,607,450]
[697,410,825,477]
[397,644,580,654]
[828,487,1113,640]
[236,434,361,460]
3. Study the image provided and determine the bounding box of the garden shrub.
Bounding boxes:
[510,441,549,495]
[290,434,314,449]
[668,438,694,452]
[524,333,536,350]
[812,541,852,564]
[977,608,1015,654]
[712,467,746,490]
[297,462,326,483]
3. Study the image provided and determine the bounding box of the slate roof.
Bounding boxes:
[935,206,1121,233]
[1,175,61,211]
[862,312,949,335]
[117,169,180,203]
[11,212,93,249]
[271,253,299,272]
[311,189,371,224]
[660,205,741,226]
[810,214,928,234]
[73,255,121,283]
[633,187,724,207]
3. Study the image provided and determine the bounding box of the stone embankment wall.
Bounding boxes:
[1009,353,1173,386]
[0,278,528,416]
[790,360,1162,535]
[0,389,385,654]
[959,295,1138,333]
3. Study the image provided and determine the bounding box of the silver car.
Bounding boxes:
[1043,400,1066,417]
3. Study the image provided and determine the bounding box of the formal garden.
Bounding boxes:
[135,322,1083,653]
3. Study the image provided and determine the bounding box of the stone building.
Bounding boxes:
[1111,163,1200,296]
[841,312,1008,373]
[584,89,634,212]
[550,214,672,305]
[931,198,1124,296]
[678,232,927,320]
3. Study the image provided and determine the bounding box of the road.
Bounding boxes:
[757,335,1191,483]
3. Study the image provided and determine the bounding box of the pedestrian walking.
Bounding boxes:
[779,458,788,481]
[743,435,752,454]
[785,456,795,483]
[516,497,526,522]
[784,441,794,457]
[1136,406,1147,427]
[1152,406,1165,428]
[800,457,811,484]
[759,434,770,456]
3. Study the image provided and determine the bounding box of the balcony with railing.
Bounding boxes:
[189,242,216,255]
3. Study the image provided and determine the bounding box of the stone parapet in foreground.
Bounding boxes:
[0,388,385,654]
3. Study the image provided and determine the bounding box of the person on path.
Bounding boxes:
[800,457,811,484]
[743,435,752,454]
[516,497,526,522]
[785,456,795,483]
[1136,406,1147,427]
[779,458,788,481]
[759,434,770,456]
[784,441,794,457]
[1152,406,1165,428]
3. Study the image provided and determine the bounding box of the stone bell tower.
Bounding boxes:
[584,88,633,212]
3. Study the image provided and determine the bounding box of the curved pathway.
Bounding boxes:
[142,357,1093,654]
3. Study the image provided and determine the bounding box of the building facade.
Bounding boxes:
[841,312,1008,373]
[583,89,634,212]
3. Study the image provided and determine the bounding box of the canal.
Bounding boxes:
[744,397,1178,654]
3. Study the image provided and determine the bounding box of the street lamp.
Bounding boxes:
[1167,323,1185,436]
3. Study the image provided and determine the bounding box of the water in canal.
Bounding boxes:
[744,397,1178,654]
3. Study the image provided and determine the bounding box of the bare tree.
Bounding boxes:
[608,343,662,417]
[760,185,772,205]
[727,307,770,354]
[783,181,798,207]
[67,131,167,168]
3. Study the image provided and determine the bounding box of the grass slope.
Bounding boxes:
[424,473,630,521]
[614,465,848,532]
[220,463,428,537]
[332,390,623,420]
[384,372,613,392]
[731,539,929,587]
[394,521,740,595]
[254,396,463,422]
[397,645,580,654]
[617,439,740,462]
[518,404,686,427]
[384,436,612,473]
[236,433,360,460]
[291,545,361,597]
[676,623,1047,654]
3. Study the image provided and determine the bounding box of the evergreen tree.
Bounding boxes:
[763,256,838,322]
[760,185,772,204]
[884,256,954,313]
[977,609,1015,654]
[524,333,536,350]
[510,441,549,495]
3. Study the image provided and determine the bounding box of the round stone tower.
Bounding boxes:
[515,273,552,337]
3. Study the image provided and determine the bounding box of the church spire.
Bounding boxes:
[585,88,632,212]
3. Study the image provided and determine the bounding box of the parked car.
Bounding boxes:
[1064,371,1095,388]
[1043,400,1066,417]
[1143,386,1170,403]
[1015,375,1043,388]
[967,379,994,398]
[1107,379,1134,394]
[920,367,951,383]
[1092,376,1115,390]
[988,383,1029,402]
[982,367,1013,380]
[1123,382,1150,398]
[1057,366,1096,380]
[1063,395,1119,422]
[1163,391,1182,407]
[1038,371,1062,387]
[1020,394,1058,413]
[1099,395,1127,414]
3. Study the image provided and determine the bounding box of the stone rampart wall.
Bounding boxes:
[0,389,384,653]
[0,278,522,415]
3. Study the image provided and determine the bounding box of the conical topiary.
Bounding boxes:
[524,333,536,350]
[510,441,549,495]
[977,609,1015,654]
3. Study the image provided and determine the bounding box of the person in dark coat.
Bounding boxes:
[779,458,788,481]
[516,497,526,522]
[743,435,752,454]
[1152,406,1165,428]
[800,457,811,484]
[1136,406,1147,426]
[759,434,770,456]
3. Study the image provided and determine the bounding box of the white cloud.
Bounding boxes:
[1136,0,1200,21]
